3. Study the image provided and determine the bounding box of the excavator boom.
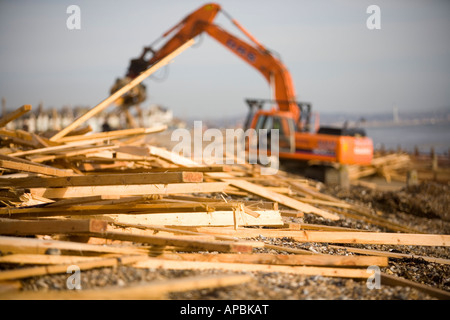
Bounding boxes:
[123,3,299,123]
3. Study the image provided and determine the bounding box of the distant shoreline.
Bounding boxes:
[323,117,450,129]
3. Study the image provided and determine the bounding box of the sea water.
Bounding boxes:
[364,122,450,154]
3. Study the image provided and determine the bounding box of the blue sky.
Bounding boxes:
[1,0,449,120]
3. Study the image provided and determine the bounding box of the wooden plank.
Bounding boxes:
[0,202,240,217]
[114,145,152,157]
[145,166,227,173]
[133,258,370,278]
[98,228,264,249]
[111,222,242,242]
[55,126,167,143]
[50,39,195,141]
[163,197,277,213]
[241,204,260,218]
[327,206,423,234]
[0,280,21,294]
[1,274,252,300]
[0,254,101,265]
[0,235,147,255]
[65,125,92,137]
[295,223,366,232]
[167,194,243,203]
[0,218,107,236]
[157,253,388,267]
[220,179,340,221]
[193,228,450,246]
[0,255,147,281]
[0,135,39,149]
[74,195,157,206]
[146,146,340,221]
[0,159,74,177]
[280,210,304,218]
[0,153,47,166]
[328,245,450,265]
[28,182,228,199]
[281,181,424,234]
[0,189,23,203]
[223,188,249,197]
[0,130,58,149]
[348,166,377,180]
[294,197,354,209]
[76,161,135,172]
[0,201,284,227]
[27,145,119,163]
[11,193,55,207]
[0,128,34,142]
[8,142,111,158]
[99,210,283,227]
[86,230,253,253]
[0,105,32,127]
[103,233,218,242]
[30,132,50,148]
[263,243,317,255]
[46,195,121,207]
[380,273,450,300]
[1,171,203,188]
[287,180,345,203]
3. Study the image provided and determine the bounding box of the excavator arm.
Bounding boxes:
[113,2,374,171]
[120,3,300,123]
[126,3,220,78]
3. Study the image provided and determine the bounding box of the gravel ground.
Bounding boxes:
[20,265,436,300]
[10,181,450,300]
[321,182,450,233]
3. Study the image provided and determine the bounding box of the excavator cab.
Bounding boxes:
[253,112,296,153]
[245,98,373,172]
[245,99,296,154]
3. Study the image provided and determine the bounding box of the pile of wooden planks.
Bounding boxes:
[348,153,413,183]
[1,105,449,300]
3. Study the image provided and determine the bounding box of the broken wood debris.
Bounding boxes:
[0,105,32,128]
[0,105,448,300]
[1,274,253,300]
[189,228,450,247]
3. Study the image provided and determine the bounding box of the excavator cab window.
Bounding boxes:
[254,114,266,132]
[296,102,312,133]
[253,114,294,153]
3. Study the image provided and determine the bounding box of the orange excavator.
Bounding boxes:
[112,3,373,181]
